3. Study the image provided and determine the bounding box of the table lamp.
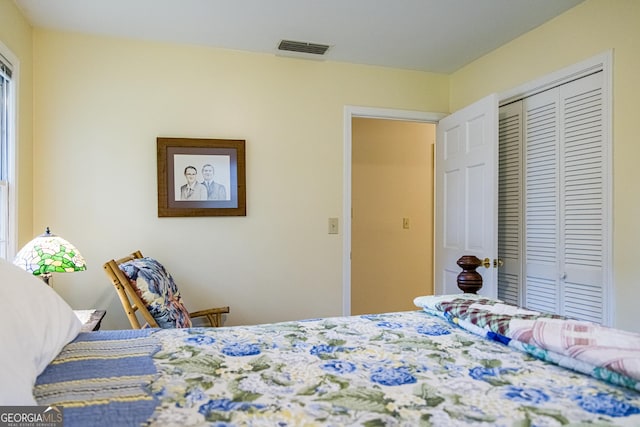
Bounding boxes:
[13,227,87,286]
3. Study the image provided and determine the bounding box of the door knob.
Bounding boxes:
[482,258,503,268]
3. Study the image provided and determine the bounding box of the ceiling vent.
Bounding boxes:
[277,39,330,56]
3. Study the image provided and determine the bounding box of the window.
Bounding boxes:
[0,47,15,260]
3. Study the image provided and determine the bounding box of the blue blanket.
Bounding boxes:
[34,329,159,427]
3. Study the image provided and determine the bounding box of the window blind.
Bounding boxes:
[0,52,11,259]
[0,53,13,79]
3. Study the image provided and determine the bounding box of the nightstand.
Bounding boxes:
[74,310,106,332]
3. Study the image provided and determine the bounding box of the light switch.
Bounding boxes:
[403,217,410,229]
[328,217,339,234]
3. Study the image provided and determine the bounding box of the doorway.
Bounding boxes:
[343,107,442,315]
[351,118,435,314]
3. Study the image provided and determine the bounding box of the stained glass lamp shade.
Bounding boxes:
[13,227,87,285]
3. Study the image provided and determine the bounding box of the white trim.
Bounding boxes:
[499,51,612,105]
[342,106,445,316]
[0,41,19,260]
[602,52,614,328]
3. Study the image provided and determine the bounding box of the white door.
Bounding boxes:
[435,94,499,298]
[523,72,607,323]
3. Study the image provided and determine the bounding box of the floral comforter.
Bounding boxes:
[149,312,640,426]
[142,310,640,426]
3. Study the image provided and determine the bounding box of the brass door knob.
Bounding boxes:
[482,257,504,268]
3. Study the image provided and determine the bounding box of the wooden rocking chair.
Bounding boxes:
[103,250,229,329]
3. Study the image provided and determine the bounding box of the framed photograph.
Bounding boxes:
[157,137,246,217]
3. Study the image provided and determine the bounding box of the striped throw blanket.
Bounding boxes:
[34,329,159,426]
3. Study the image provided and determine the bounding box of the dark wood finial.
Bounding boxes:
[456,255,483,294]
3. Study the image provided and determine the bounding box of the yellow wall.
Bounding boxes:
[0,0,33,249]
[31,30,449,328]
[7,0,637,331]
[351,118,434,314]
[450,0,640,331]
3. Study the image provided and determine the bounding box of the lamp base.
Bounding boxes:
[40,273,52,286]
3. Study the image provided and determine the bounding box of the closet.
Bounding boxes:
[497,71,608,324]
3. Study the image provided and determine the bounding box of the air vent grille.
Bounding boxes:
[278,40,330,56]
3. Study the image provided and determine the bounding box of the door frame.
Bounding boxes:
[342,106,445,315]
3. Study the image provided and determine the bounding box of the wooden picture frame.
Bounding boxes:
[157,137,246,217]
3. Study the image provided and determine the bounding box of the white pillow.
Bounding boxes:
[0,258,82,405]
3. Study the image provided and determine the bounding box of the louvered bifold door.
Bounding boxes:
[498,102,523,306]
[524,89,560,315]
[559,72,606,323]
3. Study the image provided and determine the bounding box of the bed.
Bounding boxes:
[3,258,640,426]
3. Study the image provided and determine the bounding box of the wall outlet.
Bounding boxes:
[403,217,410,229]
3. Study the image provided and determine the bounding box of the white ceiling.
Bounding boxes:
[14,0,584,73]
